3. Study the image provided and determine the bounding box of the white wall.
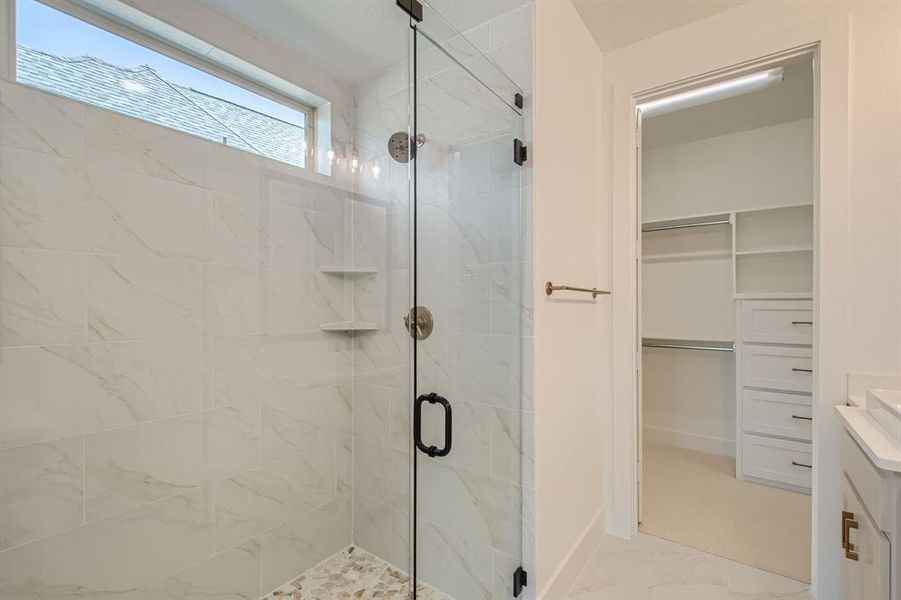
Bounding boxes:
[642,118,814,221]
[532,1,609,597]
[603,1,901,596]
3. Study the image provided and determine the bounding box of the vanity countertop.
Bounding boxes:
[836,404,901,473]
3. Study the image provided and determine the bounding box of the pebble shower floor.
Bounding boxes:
[261,546,449,599]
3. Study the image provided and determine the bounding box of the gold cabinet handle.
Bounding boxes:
[842,511,859,561]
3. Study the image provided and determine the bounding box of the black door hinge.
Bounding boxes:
[514,92,523,109]
[396,0,423,22]
[513,566,528,597]
[514,139,527,166]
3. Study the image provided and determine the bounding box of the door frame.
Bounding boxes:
[633,40,816,530]
[608,12,851,598]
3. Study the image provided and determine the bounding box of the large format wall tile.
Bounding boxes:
[213,334,351,407]
[0,437,83,549]
[418,460,521,557]
[85,109,205,187]
[85,404,259,522]
[0,147,208,260]
[353,440,408,511]
[87,256,204,341]
[133,539,261,600]
[0,339,207,448]
[417,520,494,600]
[261,384,352,464]
[0,81,85,160]
[0,247,86,347]
[260,495,352,593]
[215,443,339,551]
[0,487,214,598]
[206,265,264,336]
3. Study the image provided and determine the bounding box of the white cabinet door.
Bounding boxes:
[842,474,891,600]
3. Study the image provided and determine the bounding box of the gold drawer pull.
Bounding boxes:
[792,368,813,373]
[792,461,812,469]
[841,510,853,549]
[842,510,859,560]
[791,415,813,421]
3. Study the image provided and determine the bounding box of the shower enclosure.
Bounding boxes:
[0,0,531,598]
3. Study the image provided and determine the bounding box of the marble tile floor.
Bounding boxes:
[567,532,812,600]
[260,546,450,600]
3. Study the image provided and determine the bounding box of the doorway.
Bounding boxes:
[635,51,817,583]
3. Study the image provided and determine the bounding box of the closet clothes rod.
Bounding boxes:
[642,338,735,352]
[641,218,731,233]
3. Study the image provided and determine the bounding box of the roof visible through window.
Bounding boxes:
[15,0,308,168]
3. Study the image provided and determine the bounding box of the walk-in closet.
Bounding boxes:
[637,55,815,583]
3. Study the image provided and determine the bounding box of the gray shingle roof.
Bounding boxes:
[16,45,306,167]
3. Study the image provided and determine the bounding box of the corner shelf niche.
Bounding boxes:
[319,266,378,275]
[320,321,379,332]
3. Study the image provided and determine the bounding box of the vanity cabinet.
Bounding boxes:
[841,431,900,600]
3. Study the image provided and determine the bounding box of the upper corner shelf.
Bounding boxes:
[319,266,378,275]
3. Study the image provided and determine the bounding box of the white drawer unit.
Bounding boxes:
[742,433,813,489]
[742,389,812,442]
[741,300,813,345]
[742,344,813,393]
[736,299,813,490]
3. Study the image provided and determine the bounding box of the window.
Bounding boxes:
[14,0,311,168]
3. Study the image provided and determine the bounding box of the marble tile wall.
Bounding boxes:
[348,4,535,599]
[0,79,359,598]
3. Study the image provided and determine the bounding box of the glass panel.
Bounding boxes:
[16,0,309,168]
[0,1,413,598]
[413,25,526,600]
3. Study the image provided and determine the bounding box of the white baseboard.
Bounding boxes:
[643,425,735,457]
[538,509,605,600]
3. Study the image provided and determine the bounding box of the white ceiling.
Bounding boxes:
[199,0,527,84]
[642,59,814,149]
[572,0,746,52]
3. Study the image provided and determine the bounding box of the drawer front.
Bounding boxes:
[742,344,813,393]
[742,433,812,488]
[741,300,813,345]
[742,389,812,441]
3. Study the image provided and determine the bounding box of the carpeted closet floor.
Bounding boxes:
[639,442,811,583]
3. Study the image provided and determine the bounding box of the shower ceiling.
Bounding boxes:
[198,0,527,84]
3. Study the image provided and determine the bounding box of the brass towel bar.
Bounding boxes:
[545,281,611,298]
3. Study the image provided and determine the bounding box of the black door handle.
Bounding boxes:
[414,392,452,457]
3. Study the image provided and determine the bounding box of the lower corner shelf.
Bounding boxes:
[320,321,379,332]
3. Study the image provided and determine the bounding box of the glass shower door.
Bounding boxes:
[411,18,528,600]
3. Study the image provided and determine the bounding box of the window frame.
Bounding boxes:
[3,0,317,169]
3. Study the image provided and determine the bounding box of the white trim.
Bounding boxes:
[0,0,13,81]
[609,12,851,598]
[642,425,736,458]
[537,509,605,600]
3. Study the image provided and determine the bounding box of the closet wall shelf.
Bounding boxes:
[735,246,813,256]
[733,292,813,300]
[643,250,732,262]
[320,266,379,275]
